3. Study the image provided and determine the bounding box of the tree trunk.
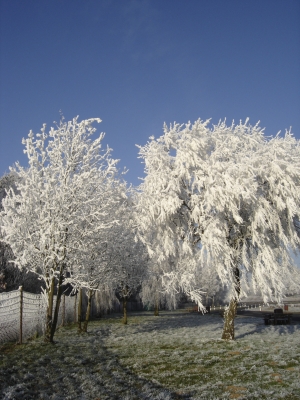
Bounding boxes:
[49,269,64,342]
[221,298,238,340]
[154,293,159,316]
[122,285,128,324]
[83,289,94,332]
[44,276,55,342]
[61,294,66,327]
[123,296,127,324]
[77,287,83,333]
[221,267,240,340]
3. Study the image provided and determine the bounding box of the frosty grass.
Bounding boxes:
[0,310,299,399]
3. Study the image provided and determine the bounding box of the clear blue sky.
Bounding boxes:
[0,0,299,187]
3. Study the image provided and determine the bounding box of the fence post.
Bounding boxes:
[90,293,93,319]
[77,288,82,332]
[62,294,66,326]
[38,294,43,335]
[19,286,23,344]
[74,293,77,323]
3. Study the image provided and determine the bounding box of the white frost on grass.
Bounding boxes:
[105,311,300,399]
[0,310,299,399]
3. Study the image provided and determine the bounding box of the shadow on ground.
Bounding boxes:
[0,324,192,400]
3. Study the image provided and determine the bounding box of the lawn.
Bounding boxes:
[0,310,299,399]
[105,310,300,399]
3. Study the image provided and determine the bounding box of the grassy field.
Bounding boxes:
[104,310,300,399]
[0,310,300,399]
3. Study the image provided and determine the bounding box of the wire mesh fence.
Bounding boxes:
[0,286,145,344]
[0,287,77,344]
[0,289,20,344]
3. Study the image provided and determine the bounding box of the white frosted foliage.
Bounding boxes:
[0,116,126,338]
[136,118,300,307]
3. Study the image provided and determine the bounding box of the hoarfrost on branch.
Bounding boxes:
[136,118,300,327]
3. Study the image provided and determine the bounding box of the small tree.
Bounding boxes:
[141,260,182,315]
[81,283,117,332]
[141,273,164,315]
[137,118,300,340]
[116,238,148,324]
[70,194,148,327]
[65,182,127,332]
[112,205,148,324]
[0,117,120,342]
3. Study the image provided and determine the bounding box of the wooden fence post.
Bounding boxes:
[19,286,23,344]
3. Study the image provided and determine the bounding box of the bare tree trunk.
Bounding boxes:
[154,292,159,316]
[123,297,127,324]
[74,293,77,323]
[123,285,128,325]
[61,294,66,327]
[221,298,238,340]
[122,286,128,324]
[77,287,83,333]
[45,227,68,343]
[45,276,55,342]
[49,267,64,341]
[221,267,240,340]
[83,289,94,332]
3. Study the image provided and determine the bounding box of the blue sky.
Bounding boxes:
[0,0,299,187]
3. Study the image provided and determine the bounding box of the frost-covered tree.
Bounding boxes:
[136,118,300,340]
[65,181,127,332]
[193,260,222,307]
[111,204,148,324]
[141,270,181,315]
[0,117,122,342]
[70,192,148,327]
[93,284,117,316]
[141,272,164,315]
[0,173,41,293]
[0,174,18,292]
[140,255,184,315]
[116,241,148,324]
[0,173,18,206]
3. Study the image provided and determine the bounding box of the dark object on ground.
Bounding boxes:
[188,305,211,314]
[274,308,283,314]
[264,310,292,325]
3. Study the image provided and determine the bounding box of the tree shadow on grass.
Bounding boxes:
[234,314,300,339]
[122,311,224,336]
[0,325,193,400]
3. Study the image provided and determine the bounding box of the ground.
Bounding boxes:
[0,310,299,399]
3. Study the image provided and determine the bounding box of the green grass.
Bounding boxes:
[104,312,300,399]
[1,311,300,399]
[110,340,299,398]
